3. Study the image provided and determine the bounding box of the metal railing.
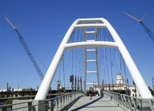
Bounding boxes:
[0,91,84,111]
[103,90,154,111]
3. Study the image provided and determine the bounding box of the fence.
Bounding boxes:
[104,90,154,111]
[0,91,84,111]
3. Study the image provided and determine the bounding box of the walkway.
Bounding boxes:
[68,96,125,111]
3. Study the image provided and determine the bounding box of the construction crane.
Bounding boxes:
[124,12,154,41]
[5,15,44,81]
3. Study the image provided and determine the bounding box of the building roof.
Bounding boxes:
[117,73,122,75]
[94,84,132,88]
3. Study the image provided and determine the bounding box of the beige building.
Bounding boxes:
[94,73,140,98]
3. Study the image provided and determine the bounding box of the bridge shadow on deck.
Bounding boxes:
[68,96,119,111]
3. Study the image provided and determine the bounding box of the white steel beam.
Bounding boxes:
[79,18,102,23]
[65,41,118,50]
[87,49,96,52]
[86,31,95,34]
[75,24,106,29]
[86,40,95,42]
[86,83,98,85]
[87,60,96,62]
[87,71,97,74]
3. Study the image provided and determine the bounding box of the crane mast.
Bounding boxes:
[5,15,44,81]
[124,12,154,41]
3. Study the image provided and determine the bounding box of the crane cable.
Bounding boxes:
[99,29,107,84]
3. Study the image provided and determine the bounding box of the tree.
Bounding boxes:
[148,87,154,95]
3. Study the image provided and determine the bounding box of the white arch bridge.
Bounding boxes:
[1,18,154,111]
[35,18,152,100]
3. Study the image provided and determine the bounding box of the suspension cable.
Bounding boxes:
[103,29,111,84]
[99,29,107,84]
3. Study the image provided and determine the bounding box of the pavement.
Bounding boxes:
[68,96,125,111]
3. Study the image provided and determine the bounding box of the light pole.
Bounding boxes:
[18,83,20,97]
[67,84,69,90]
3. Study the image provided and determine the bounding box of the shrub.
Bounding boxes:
[5,99,17,108]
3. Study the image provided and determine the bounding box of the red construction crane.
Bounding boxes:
[124,12,154,41]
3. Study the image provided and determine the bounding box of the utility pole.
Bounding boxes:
[75,76,76,90]
[70,75,74,92]
[102,80,104,90]
[152,78,154,91]
[7,83,9,92]
[57,81,60,90]
[71,75,74,92]
[80,77,82,90]
[78,77,79,90]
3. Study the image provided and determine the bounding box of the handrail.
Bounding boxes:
[0,93,67,100]
[0,91,84,111]
[103,90,154,111]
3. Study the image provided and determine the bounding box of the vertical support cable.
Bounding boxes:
[95,28,100,88]
[83,27,87,93]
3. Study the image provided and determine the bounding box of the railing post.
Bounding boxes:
[67,95,70,104]
[59,97,61,110]
[65,95,67,105]
[61,96,63,109]
[71,94,72,102]
[133,98,137,111]
[50,100,54,111]
[124,96,129,109]
[62,96,64,108]
[139,99,142,111]
[151,100,154,108]
[1,107,7,111]
[55,98,58,111]
[128,97,132,110]
[28,102,33,111]
[121,95,125,107]
[67,95,69,104]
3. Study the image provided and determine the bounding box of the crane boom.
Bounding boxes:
[5,15,44,81]
[141,22,154,41]
[124,12,154,41]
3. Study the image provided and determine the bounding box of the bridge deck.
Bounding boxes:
[68,96,125,111]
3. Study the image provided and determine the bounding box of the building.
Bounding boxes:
[94,73,140,98]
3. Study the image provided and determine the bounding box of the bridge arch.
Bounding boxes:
[35,18,153,100]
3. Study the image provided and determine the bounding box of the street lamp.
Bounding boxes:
[18,83,20,97]
[67,84,69,90]
[18,83,20,91]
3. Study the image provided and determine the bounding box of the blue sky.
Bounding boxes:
[0,0,154,90]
